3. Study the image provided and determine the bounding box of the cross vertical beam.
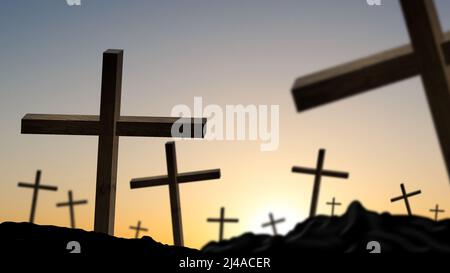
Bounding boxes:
[400,0,450,182]
[29,170,41,223]
[310,149,325,217]
[68,191,75,228]
[94,49,122,235]
[165,142,184,246]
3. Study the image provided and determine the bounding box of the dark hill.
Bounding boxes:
[1,202,449,260]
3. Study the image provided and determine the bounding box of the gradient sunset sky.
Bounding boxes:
[1,0,450,249]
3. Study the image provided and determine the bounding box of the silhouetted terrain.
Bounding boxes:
[203,202,450,254]
[1,202,449,261]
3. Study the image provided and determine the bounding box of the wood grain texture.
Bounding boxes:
[292,30,450,111]
[21,114,206,138]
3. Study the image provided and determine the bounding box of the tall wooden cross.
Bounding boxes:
[17,170,58,223]
[429,204,445,221]
[390,183,422,216]
[130,141,220,246]
[261,213,285,235]
[291,0,450,183]
[207,207,239,242]
[129,220,148,238]
[21,49,206,235]
[326,197,341,217]
[292,149,349,218]
[56,190,88,229]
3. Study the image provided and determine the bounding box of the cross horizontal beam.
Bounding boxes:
[291,166,349,179]
[21,114,206,138]
[129,226,148,232]
[292,30,450,111]
[207,218,239,223]
[130,169,221,189]
[17,182,58,191]
[390,190,422,202]
[56,200,88,207]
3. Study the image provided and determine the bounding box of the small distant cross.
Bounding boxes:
[326,197,342,217]
[390,183,422,216]
[129,220,148,238]
[429,204,445,221]
[56,190,88,229]
[17,170,58,223]
[261,213,285,235]
[292,149,349,217]
[130,141,220,247]
[207,207,239,242]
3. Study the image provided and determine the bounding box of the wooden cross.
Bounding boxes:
[130,141,220,247]
[56,190,88,229]
[292,149,349,218]
[326,197,341,217]
[17,170,58,223]
[21,49,206,235]
[129,220,148,238]
[207,207,239,242]
[390,183,422,216]
[291,0,450,183]
[261,213,285,235]
[429,204,445,221]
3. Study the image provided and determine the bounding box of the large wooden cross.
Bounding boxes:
[292,0,450,183]
[56,190,88,229]
[21,49,206,235]
[17,170,58,223]
[292,149,349,218]
[130,141,220,246]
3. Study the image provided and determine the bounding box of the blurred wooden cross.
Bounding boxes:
[18,170,58,223]
[390,183,422,216]
[207,207,238,242]
[129,220,148,238]
[292,149,349,218]
[292,0,450,183]
[21,49,206,235]
[56,190,88,229]
[261,213,285,235]
[130,141,220,247]
[429,204,445,221]
[326,197,341,217]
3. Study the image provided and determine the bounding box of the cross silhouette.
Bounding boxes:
[21,49,206,235]
[261,213,285,235]
[207,207,238,242]
[56,190,88,229]
[326,197,342,217]
[130,141,220,246]
[291,0,450,183]
[429,204,445,221]
[292,149,349,217]
[390,183,422,216]
[17,170,58,223]
[129,220,148,238]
